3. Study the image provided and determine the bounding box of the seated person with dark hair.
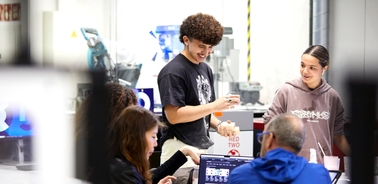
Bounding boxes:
[108,105,201,184]
[228,113,331,184]
[75,82,200,184]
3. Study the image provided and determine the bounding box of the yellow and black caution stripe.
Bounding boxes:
[247,0,251,81]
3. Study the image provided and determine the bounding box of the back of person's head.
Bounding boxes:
[302,45,329,68]
[179,13,224,46]
[265,114,305,154]
[104,82,138,125]
[75,82,138,139]
[108,105,161,184]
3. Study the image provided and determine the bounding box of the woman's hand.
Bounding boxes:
[180,145,202,165]
[158,176,176,184]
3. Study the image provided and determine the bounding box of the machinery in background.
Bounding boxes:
[208,27,238,98]
[152,25,183,62]
[80,28,142,88]
[208,27,264,105]
[229,82,264,105]
[80,28,114,76]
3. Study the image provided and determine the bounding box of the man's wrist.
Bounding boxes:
[216,121,222,130]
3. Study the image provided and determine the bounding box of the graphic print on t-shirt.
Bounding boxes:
[196,75,211,129]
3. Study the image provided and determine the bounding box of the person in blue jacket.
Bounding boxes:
[228,113,331,184]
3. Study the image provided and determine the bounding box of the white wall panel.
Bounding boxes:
[365,0,378,74]
[29,0,56,64]
[249,0,309,104]
[43,11,88,69]
[329,0,378,117]
[0,22,20,63]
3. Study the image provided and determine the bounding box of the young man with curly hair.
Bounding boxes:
[157,13,240,168]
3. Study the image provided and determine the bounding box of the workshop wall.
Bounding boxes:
[114,0,309,104]
[0,0,310,105]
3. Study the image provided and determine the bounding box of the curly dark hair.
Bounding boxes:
[105,82,139,126]
[179,13,224,46]
[75,82,138,140]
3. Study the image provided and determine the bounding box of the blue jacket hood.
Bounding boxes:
[252,148,308,182]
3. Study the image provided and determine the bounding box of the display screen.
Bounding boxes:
[0,103,33,138]
[198,154,254,184]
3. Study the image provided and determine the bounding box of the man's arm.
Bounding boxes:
[164,104,216,124]
[333,135,351,156]
[164,96,238,124]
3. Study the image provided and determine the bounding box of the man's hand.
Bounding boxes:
[217,120,239,137]
[212,95,241,111]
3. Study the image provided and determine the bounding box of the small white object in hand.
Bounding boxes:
[220,122,240,135]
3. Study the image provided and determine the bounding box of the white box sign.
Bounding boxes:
[208,131,253,156]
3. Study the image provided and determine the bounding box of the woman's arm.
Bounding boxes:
[151,151,187,184]
[334,135,351,156]
[263,88,287,124]
[333,93,351,156]
[152,146,201,184]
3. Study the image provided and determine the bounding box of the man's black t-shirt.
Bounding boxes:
[157,54,216,149]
